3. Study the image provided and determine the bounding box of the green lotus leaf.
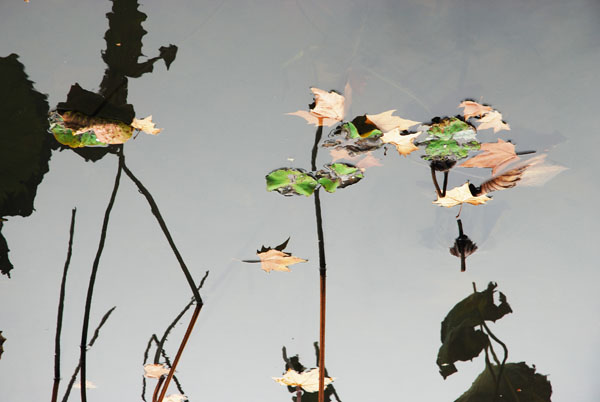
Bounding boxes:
[266,168,318,197]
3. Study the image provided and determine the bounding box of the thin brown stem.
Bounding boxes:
[296,385,302,402]
[156,305,203,402]
[430,166,442,197]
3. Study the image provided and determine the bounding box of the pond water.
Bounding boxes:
[1,0,599,401]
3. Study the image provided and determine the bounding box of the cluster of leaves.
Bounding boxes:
[419,117,480,162]
[266,163,363,197]
[437,283,552,401]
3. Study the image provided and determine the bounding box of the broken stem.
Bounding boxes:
[52,208,77,402]
[79,147,123,402]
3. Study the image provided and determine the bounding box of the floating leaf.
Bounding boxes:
[49,111,133,147]
[256,249,307,272]
[458,100,492,120]
[144,363,170,378]
[459,139,519,175]
[365,110,419,132]
[381,129,422,156]
[476,110,510,133]
[315,163,363,193]
[455,362,552,402]
[288,88,345,127]
[437,282,512,378]
[74,380,97,389]
[433,182,491,208]
[355,153,382,171]
[273,368,334,393]
[421,117,480,162]
[266,168,319,197]
[163,394,188,402]
[322,117,384,156]
[131,115,162,135]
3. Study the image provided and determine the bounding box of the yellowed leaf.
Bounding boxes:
[131,115,162,135]
[365,110,419,132]
[258,249,307,273]
[273,368,334,393]
[476,110,510,133]
[288,87,345,127]
[433,182,491,208]
[144,363,170,378]
[458,100,492,120]
[459,139,519,175]
[381,129,422,156]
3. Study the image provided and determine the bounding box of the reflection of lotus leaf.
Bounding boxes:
[456,362,552,402]
[437,282,512,378]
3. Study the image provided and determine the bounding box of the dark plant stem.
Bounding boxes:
[121,154,202,305]
[79,148,123,402]
[156,305,203,402]
[430,166,443,198]
[51,208,77,402]
[63,306,116,402]
[296,385,302,402]
[516,150,536,156]
[154,273,208,364]
[311,124,327,402]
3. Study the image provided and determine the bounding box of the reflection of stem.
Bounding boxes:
[121,153,202,305]
[482,321,508,401]
[156,305,202,402]
[63,307,116,402]
[154,273,209,364]
[142,334,185,401]
[442,171,448,197]
[79,147,123,402]
[311,124,327,402]
[52,208,77,402]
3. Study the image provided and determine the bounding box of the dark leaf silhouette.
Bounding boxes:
[437,282,512,378]
[0,331,5,360]
[455,362,552,402]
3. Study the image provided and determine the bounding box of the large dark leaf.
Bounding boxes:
[456,362,552,402]
[437,282,512,378]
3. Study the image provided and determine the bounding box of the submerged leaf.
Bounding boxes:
[273,368,334,393]
[455,362,552,402]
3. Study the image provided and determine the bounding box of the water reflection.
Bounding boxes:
[449,219,478,272]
